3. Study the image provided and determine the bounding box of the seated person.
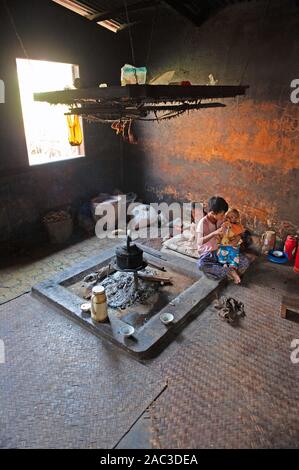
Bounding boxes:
[197,196,250,283]
[217,208,245,284]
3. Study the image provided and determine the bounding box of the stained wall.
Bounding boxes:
[0,0,126,242]
[125,0,299,235]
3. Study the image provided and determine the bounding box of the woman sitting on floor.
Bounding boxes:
[196,196,250,284]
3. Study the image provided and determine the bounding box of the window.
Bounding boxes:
[16,58,85,166]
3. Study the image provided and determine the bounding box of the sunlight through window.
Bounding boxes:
[16,58,85,166]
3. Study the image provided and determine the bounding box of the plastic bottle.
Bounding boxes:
[284,235,298,261]
[91,286,108,322]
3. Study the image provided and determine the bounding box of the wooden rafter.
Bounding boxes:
[34,84,249,106]
[87,0,161,23]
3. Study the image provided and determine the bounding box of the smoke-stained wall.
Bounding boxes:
[125,0,299,236]
[0,0,125,243]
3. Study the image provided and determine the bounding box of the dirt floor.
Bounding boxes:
[0,237,299,449]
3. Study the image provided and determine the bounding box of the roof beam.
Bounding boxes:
[64,102,226,116]
[87,0,161,22]
[163,0,228,27]
[163,0,203,26]
[34,84,249,106]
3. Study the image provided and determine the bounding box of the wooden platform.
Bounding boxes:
[34,84,249,105]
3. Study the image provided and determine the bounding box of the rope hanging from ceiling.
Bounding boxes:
[123,0,136,65]
[2,0,30,60]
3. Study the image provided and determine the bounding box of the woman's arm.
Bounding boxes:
[197,226,223,246]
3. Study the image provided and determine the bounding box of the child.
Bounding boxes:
[196,196,228,255]
[217,208,244,284]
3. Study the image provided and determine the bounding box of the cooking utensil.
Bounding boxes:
[160,312,174,324]
[119,325,135,337]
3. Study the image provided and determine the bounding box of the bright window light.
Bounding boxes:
[16,58,85,166]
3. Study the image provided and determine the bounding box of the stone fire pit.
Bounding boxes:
[32,244,222,359]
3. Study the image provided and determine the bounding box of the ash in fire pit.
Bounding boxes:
[99,268,159,309]
[32,244,219,359]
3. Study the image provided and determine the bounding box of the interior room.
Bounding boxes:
[0,0,299,450]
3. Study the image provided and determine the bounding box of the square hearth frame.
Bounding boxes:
[32,245,222,359]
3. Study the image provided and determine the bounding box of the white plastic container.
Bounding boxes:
[91,194,121,224]
[121,64,147,86]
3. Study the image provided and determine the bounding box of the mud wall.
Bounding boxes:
[125,0,299,235]
[0,0,126,243]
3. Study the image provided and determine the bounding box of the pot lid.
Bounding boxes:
[92,285,105,294]
[116,244,143,256]
[116,235,143,256]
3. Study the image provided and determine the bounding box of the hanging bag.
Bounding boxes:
[67,114,83,146]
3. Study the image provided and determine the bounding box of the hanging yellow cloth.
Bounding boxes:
[67,115,83,146]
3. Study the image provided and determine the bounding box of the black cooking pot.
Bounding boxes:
[115,235,144,270]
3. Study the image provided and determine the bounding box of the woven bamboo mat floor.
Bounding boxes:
[1,241,298,449]
[0,294,165,449]
[148,273,299,448]
[0,235,162,305]
[0,237,117,305]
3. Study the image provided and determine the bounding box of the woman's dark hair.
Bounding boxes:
[190,201,207,223]
[208,196,229,214]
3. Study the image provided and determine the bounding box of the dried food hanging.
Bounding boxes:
[67,114,83,146]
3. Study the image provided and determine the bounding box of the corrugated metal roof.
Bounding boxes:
[53,0,159,32]
[52,0,265,32]
[164,0,264,26]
